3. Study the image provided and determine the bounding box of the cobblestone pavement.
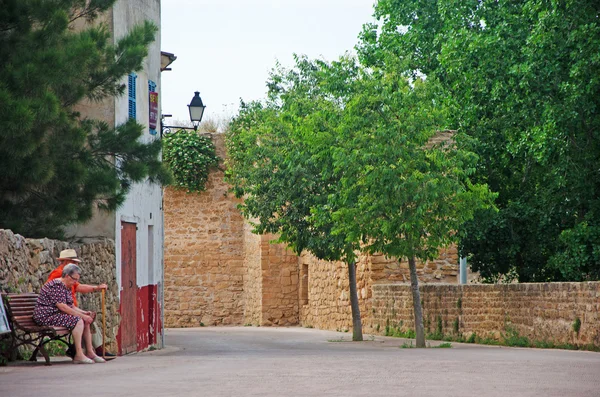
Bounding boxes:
[1,327,599,397]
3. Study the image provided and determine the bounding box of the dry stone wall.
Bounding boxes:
[0,229,119,352]
[371,283,600,346]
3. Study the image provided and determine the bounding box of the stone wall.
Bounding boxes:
[163,133,245,327]
[299,253,372,332]
[297,248,463,332]
[370,246,460,284]
[259,234,299,326]
[371,283,600,346]
[164,133,464,329]
[0,229,119,352]
[242,221,262,325]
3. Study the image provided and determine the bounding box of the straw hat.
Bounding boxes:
[57,249,81,262]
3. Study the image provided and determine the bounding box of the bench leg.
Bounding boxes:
[29,337,55,365]
[29,345,40,362]
[38,344,51,366]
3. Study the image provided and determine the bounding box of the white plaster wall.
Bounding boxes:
[112,0,163,291]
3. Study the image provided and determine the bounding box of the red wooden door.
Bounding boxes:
[120,221,137,354]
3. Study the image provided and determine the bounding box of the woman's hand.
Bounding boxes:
[97,284,108,291]
[82,314,94,325]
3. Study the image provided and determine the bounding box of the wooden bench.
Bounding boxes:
[1,293,74,365]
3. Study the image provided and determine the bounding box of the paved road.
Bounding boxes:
[1,327,599,397]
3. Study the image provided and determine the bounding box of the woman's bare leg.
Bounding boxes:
[71,319,87,361]
[83,322,97,358]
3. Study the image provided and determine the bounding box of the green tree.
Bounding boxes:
[227,57,365,340]
[359,0,600,282]
[227,56,494,345]
[0,0,171,238]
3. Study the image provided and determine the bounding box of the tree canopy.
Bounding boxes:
[0,0,171,238]
[227,55,494,344]
[360,0,600,282]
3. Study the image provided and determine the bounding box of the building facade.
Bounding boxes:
[67,0,165,355]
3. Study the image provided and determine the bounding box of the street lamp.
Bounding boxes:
[161,91,206,137]
[188,91,206,131]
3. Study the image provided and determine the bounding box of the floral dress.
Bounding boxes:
[33,279,80,329]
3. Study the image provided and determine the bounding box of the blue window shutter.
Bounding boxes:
[128,73,137,120]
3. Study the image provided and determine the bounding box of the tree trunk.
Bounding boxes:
[347,260,363,341]
[408,255,425,347]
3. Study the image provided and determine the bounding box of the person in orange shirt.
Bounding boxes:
[47,249,108,305]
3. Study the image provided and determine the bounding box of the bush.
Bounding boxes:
[162,131,220,193]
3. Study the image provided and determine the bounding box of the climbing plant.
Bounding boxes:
[162,131,220,193]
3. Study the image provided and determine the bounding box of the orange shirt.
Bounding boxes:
[46,264,80,307]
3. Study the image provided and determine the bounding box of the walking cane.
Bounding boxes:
[101,289,106,360]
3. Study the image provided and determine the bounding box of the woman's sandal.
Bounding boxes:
[73,357,94,364]
[90,356,106,363]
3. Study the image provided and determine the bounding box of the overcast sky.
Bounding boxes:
[160,0,377,125]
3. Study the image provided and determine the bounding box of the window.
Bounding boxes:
[128,73,137,120]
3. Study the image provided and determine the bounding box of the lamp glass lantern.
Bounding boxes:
[188,91,206,131]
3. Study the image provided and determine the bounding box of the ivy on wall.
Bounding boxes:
[162,131,220,192]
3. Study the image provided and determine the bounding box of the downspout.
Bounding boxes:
[459,257,467,285]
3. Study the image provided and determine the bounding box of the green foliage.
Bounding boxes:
[162,131,220,193]
[452,318,460,334]
[532,339,600,352]
[572,318,581,334]
[42,339,67,357]
[227,52,494,345]
[0,0,171,238]
[385,324,415,339]
[363,0,600,282]
[434,342,453,349]
[549,223,600,281]
[476,335,501,346]
[502,325,531,348]
[227,56,366,340]
[430,315,443,340]
[466,333,476,344]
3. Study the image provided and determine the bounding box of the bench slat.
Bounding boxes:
[11,307,36,315]
[10,301,37,307]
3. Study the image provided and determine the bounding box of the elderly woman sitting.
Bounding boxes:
[33,263,106,364]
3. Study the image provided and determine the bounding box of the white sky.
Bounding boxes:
[160,0,377,124]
